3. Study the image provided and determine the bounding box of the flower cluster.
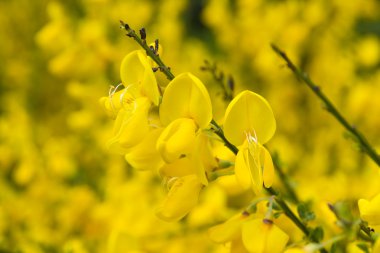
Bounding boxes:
[100,47,278,228]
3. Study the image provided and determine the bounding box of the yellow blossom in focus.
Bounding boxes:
[224,90,276,194]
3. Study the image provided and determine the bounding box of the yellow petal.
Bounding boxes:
[208,213,249,243]
[156,118,197,163]
[231,236,250,253]
[262,147,274,188]
[247,142,264,195]
[99,87,139,118]
[120,50,160,105]
[125,128,165,171]
[159,73,212,128]
[235,148,252,191]
[156,174,203,222]
[224,90,276,146]
[191,131,217,186]
[358,194,380,226]
[159,156,197,178]
[107,97,150,151]
[242,219,289,253]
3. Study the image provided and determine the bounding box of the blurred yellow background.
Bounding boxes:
[0,0,379,252]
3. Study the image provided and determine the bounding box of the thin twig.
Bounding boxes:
[200,61,234,101]
[271,44,380,167]
[266,187,328,253]
[120,21,175,81]
[271,152,299,203]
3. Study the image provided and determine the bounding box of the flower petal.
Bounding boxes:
[156,174,203,222]
[99,88,138,118]
[190,131,217,186]
[224,90,276,146]
[156,118,197,163]
[208,213,249,243]
[235,148,252,191]
[159,156,196,178]
[359,194,380,226]
[247,142,264,195]
[120,50,160,105]
[242,219,289,253]
[262,146,274,188]
[107,97,150,151]
[159,73,212,128]
[124,128,165,171]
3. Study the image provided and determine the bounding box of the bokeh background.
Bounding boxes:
[0,0,379,252]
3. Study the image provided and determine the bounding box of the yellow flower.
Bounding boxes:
[107,97,151,153]
[100,49,162,155]
[153,73,215,221]
[99,49,160,117]
[157,72,213,184]
[358,193,380,226]
[159,72,212,128]
[208,212,250,243]
[120,50,160,106]
[242,219,289,253]
[156,118,197,163]
[224,90,276,194]
[124,128,165,171]
[155,174,203,222]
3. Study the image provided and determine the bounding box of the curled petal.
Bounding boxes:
[242,219,289,253]
[107,97,150,152]
[224,90,276,146]
[235,147,252,191]
[125,128,165,171]
[99,87,138,118]
[157,118,197,163]
[159,73,212,128]
[235,142,274,195]
[120,50,160,105]
[159,157,196,178]
[208,213,249,243]
[191,131,217,186]
[262,147,274,188]
[156,174,203,222]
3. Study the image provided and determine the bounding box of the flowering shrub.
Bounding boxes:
[1,0,380,252]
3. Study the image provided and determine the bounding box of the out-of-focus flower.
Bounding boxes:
[358,193,380,226]
[100,49,161,155]
[209,212,289,253]
[241,218,289,253]
[157,72,214,184]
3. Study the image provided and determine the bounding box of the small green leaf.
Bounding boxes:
[309,226,324,243]
[297,202,316,222]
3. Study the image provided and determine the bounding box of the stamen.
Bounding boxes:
[165,177,179,191]
[108,83,124,116]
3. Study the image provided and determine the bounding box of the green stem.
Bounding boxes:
[120,21,175,81]
[210,119,239,155]
[266,187,328,253]
[271,44,380,167]
[266,187,308,235]
[207,168,235,182]
[271,152,299,203]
